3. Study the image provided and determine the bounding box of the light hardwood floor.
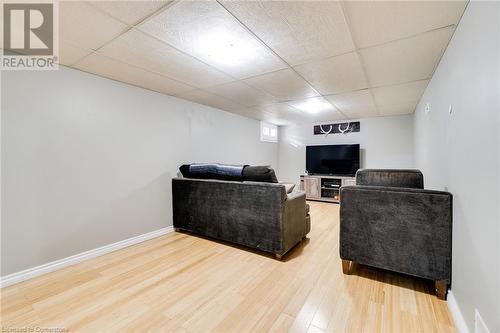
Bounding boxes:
[1,202,456,332]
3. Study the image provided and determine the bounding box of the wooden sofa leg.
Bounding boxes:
[435,280,448,300]
[174,228,180,232]
[342,260,351,274]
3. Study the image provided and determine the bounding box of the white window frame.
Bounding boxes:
[260,121,278,143]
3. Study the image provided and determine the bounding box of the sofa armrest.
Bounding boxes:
[339,185,452,282]
[282,191,308,254]
[286,191,306,202]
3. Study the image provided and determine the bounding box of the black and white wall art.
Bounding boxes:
[313,122,360,136]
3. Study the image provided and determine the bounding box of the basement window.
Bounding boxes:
[260,122,278,143]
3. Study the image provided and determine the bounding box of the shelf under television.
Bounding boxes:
[307,197,339,203]
[300,174,355,204]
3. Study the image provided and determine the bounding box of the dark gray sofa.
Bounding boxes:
[172,178,310,259]
[339,169,452,300]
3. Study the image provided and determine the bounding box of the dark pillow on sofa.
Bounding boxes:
[242,166,278,183]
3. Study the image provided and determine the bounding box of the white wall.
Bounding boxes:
[1,66,278,276]
[413,2,500,332]
[278,115,414,184]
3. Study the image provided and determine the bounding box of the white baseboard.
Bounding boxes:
[0,226,174,288]
[448,290,470,333]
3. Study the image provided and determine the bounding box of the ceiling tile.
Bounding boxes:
[243,69,319,101]
[376,104,418,116]
[59,42,93,66]
[221,1,355,66]
[60,1,128,50]
[343,1,467,48]
[311,111,346,123]
[373,80,429,106]
[205,81,277,107]
[287,96,338,116]
[260,103,309,124]
[99,29,233,88]
[372,80,429,115]
[360,26,454,87]
[73,53,193,96]
[260,103,314,126]
[325,89,378,119]
[294,52,368,95]
[176,89,245,112]
[260,103,303,116]
[87,0,170,26]
[259,115,295,127]
[138,1,286,79]
[235,106,295,126]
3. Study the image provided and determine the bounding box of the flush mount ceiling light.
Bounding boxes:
[139,0,285,78]
[198,28,259,68]
[288,97,336,114]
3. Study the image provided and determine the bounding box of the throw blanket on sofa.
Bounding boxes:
[180,164,279,183]
[189,163,245,178]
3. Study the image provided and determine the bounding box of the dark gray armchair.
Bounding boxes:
[339,169,452,300]
[172,178,310,259]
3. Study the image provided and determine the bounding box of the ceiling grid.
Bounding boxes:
[57,0,468,125]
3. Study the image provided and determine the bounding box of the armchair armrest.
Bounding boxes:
[339,185,452,282]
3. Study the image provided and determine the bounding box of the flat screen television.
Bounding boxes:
[306,144,360,176]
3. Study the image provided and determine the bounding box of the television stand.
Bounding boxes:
[299,174,356,203]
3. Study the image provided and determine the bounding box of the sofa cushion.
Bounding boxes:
[281,182,296,193]
[242,166,278,183]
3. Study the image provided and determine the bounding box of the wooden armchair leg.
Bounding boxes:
[435,280,448,300]
[342,260,351,274]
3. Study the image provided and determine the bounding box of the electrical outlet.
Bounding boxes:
[425,103,430,114]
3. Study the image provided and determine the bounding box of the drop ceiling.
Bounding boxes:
[58,0,468,125]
